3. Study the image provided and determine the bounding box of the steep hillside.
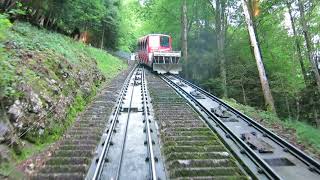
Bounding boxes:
[0,22,127,177]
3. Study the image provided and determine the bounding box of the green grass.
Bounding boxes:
[224,98,320,155]
[0,143,47,178]
[9,22,127,75]
[85,47,127,78]
[284,121,320,150]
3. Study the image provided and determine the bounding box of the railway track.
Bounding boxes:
[147,72,248,179]
[160,74,320,180]
[86,66,166,180]
[31,66,134,180]
[33,63,320,180]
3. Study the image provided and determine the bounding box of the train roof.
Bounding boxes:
[138,34,170,41]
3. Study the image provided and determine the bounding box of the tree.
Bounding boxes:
[181,0,188,72]
[297,0,320,92]
[208,0,228,97]
[286,0,308,84]
[0,13,12,99]
[241,0,276,113]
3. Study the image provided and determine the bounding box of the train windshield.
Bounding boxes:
[160,36,170,47]
[149,36,160,47]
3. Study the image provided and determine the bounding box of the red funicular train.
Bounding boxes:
[137,34,181,74]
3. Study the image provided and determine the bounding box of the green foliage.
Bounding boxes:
[85,47,127,77]
[1,0,121,49]
[118,0,145,51]
[0,14,12,41]
[8,1,27,17]
[9,22,127,73]
[0,13,13,99]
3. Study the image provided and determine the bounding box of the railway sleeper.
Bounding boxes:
[164,140,221,147]
[53,150,93,157]
[58,144,96,151]
[31,173,85,180]
[170,167,244,178]
[163,130,213,137]
[166,152,231,161]
[65,134,101,141]
[168,159,237,169]
[39,164,87,173]
[160,123,206,128]
[60,139,98,146]
[164,127,211,132]
[163,135,217,142]
[164,145,226,154]
[46,157,90,165]
[66,130,102,136]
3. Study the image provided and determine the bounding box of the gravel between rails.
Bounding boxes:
[146,72,249,180]
[30,65,134,180]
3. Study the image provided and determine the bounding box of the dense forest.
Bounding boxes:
[119,0,320,127]
[1,0,319,127]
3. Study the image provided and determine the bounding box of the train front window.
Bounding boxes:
[149,36,159,48]
[160,36,169,47]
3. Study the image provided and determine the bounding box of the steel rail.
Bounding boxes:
[173,74,320,174]
[91,65,137,180]
[142,67,157,180]
[160,74,282,180]
[115,67,137,180]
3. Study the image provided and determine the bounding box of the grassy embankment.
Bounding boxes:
[224,98,320,158]
[0,21,127,177]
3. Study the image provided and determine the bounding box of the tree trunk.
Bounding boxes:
[286,0,308,84]
[181,0,188,66]
[100,26,105,49]
[295,97,300,120]
[39,15,45,27]
[215,0,227,97]
[241,0,277,114]
[313,102,319,128]
[285,95,291,118]
[45,12,52,28]
[51,18,57,28]
[282,80,291,118]
[241,78,247,105]
[298,0,320,92]
[4,0,15,12]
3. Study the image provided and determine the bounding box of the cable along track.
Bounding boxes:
[86,66,166,180]
[161,74,320,180]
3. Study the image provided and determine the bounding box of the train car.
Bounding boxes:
[137,34,182,74]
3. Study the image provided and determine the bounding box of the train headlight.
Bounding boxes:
[148,53,153,62]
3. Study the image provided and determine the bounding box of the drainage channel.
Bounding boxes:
[86,66,166,180]
[161,74,320,180]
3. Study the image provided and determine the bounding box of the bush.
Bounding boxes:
[0,13,11,42]
[0,14,13,99]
